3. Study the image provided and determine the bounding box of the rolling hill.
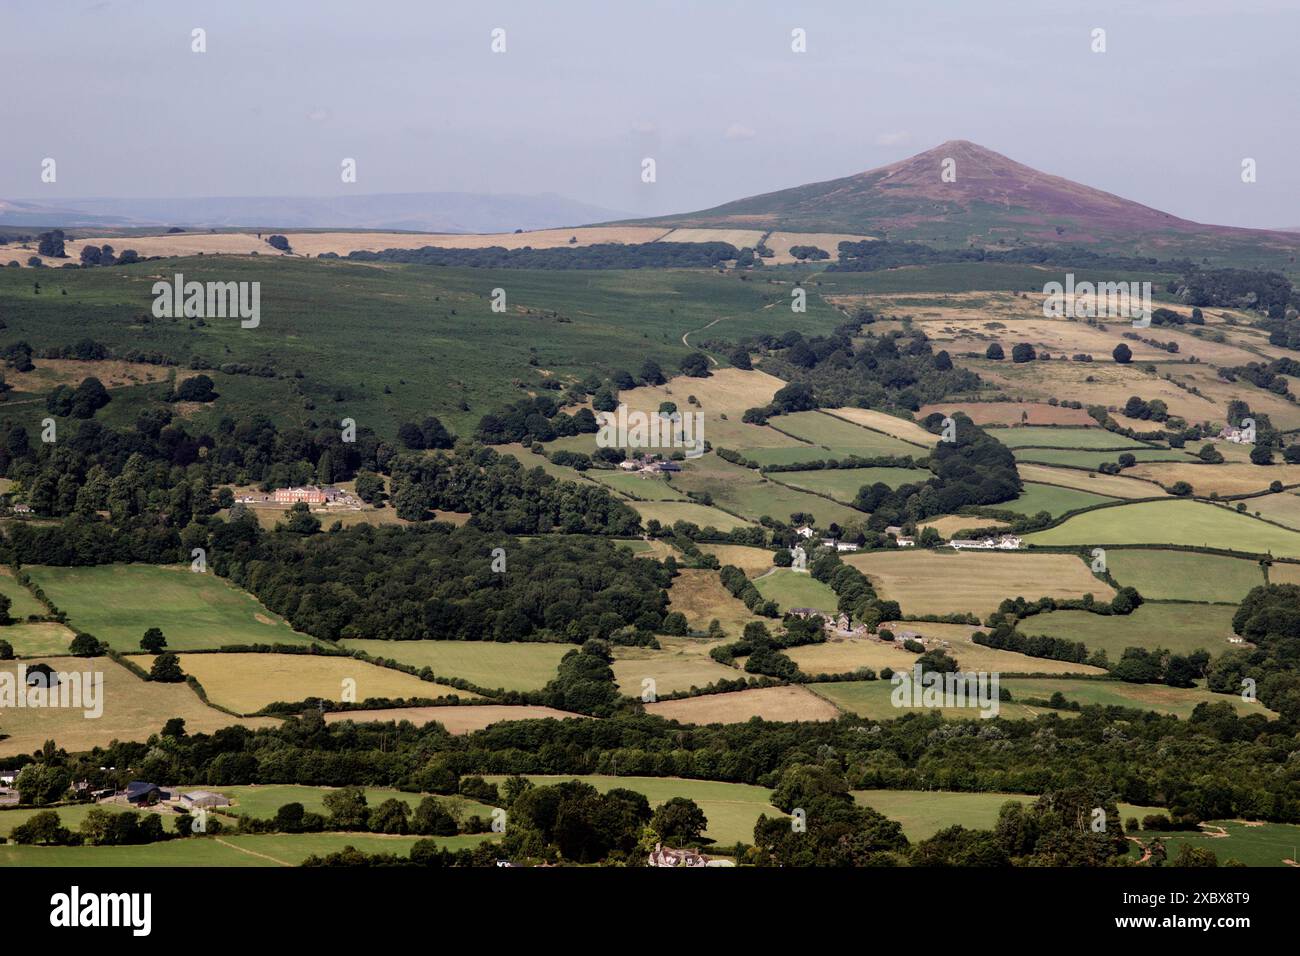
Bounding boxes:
[623,140,1300,263]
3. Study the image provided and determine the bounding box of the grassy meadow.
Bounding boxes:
[26,564,315,652]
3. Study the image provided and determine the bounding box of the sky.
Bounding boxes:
[2,0,1297,227]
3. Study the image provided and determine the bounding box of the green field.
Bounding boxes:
[673,455,864,526]
[852,790,1160,841]
[1025,499,1300,557]
[763,411,923,457]
[0,257,847,438]
[0,831,493,867]
[338,640,569,691]
[990,427,1154,450]
[629,500,754,532]
[1015,447,1191,469]
[0,570,48,619]
[211,784,495,821]
[753,569,840,614]
[0,801,126,838]
[1126,820,1300,867]
[589,471,692,500]
[1004,481,1116,517]
[1105,549,1266,602]
[1019,602,1239,658]
[767,466,924,502]
[480,774,778,846]
[0,621,73,656]
[999,677,1269,719]
[809,680,1055,720]
[25,564,316,651]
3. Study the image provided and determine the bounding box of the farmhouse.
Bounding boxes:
[1217,426,1251,444]
[895,537,915,547]
[648,843,709,867]
[794,525,816,539]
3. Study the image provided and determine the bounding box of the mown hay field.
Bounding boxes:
[845,550,1113,616]
[644,685,840,724]
[174,653,476,714]
[0,657,276,757]
[338,640,569,692]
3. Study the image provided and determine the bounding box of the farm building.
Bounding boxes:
[124,781,169,805]
[179,790,231,810]
[949,534,1022,551]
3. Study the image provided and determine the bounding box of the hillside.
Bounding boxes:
[623,140,1300,264]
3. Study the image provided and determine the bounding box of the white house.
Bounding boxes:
[895,537,915,548]
[794,525,816,539]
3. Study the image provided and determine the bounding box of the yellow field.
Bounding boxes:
[618,367,786,419]
[788,632,1105,677]
[820,407,935,445]
[0,657,276,756]
[845,550,1113,616]
[974,360,1223,424]
[917,401,1095,426]
[630,501,754,533]
[1014,463,1164,498]
[8,358,172,393]
[657,227,766,248]
[1126,461,1300,496]
[697,544,775,577]
[666,569,767,634]
[173,653,478,714]
[323,704,587,733]
[644,685,840,724]
[54,226,674,265]
[612,638,738,696]
[918,515,1010,536]
[764,231,874,264]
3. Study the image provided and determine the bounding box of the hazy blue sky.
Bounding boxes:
[3,0,1297,227]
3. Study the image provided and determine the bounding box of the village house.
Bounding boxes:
[949,534,1022,551]
[1217,426,1251,444]
[648,843,711,867]
[794,525,816,539]
[894,536,915,547]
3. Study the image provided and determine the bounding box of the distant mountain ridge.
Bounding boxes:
[0,192,630,234]
[620,140,1300,262]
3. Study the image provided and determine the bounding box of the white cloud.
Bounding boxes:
[725,123,756,141]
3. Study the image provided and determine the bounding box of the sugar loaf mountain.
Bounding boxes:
[625,140,1300,266]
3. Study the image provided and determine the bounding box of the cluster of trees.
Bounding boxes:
[77,244,141,267]
[1172,267,1294,317]
[386,447,640,533]
[202,517,670,644]
[1204,584,1300,721]
[342,241,740,269]
[829,239,1172,273]
[743,323,980,418]
[45,376,111,419]
[1123,395,1170,422]
[474,396,599,445]
[718,564,780,618]
[851,414,1020,530]
[0,410,387,523]
[396,415,454,450]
